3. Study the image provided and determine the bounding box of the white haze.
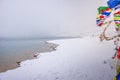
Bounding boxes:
[0,0,107,39]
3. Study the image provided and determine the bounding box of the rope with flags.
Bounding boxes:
[96,6,112,26]
[96,0,120,80]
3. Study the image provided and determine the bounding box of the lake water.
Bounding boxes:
[0,39,58,72]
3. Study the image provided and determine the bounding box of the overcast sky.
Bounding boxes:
[0,0,107,38]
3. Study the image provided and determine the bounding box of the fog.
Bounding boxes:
[0,0,107,39]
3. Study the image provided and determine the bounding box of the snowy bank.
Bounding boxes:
[0,37,116,80]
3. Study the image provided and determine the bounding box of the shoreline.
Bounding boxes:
[0,41,58,73]
[0,37,115,80]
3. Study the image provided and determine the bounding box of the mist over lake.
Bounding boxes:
[0,0,106,39]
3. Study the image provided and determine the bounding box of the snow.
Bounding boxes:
[0,37,117,80]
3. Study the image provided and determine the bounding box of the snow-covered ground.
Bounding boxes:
[0,37,116,80]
